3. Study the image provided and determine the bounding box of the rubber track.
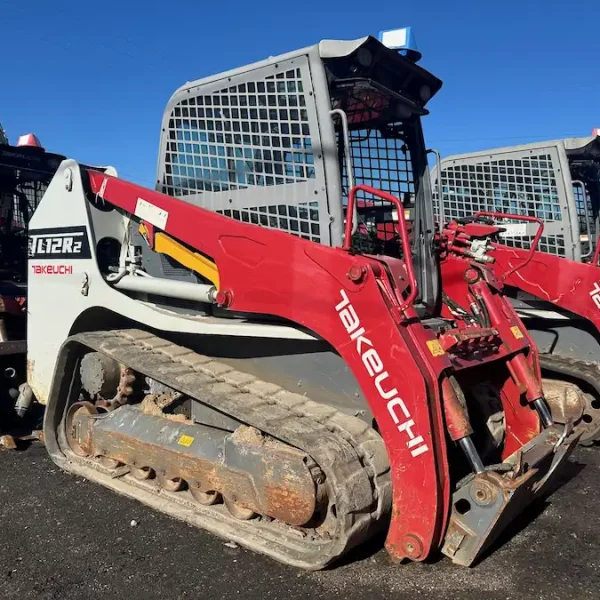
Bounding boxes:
[540,353,600,446]
[58,329,392,569]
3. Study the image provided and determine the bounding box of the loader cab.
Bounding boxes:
[323,36,442,314]
[432,133,600,263]
[156,35,443,315]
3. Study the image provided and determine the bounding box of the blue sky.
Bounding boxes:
[2,0,599,188]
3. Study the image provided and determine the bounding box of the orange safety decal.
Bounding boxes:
[426,340,445,357]
[510,326,524,340]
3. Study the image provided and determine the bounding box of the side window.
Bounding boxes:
[158,60,329,245]
[573,181,595,256]
[162,68,315,197]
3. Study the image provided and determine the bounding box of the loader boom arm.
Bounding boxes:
[442,212,600,332]
[85,168,452,561]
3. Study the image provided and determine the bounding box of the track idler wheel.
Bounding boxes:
[65,401,98,457]
[578,393,600,447]
[542,379,600,445]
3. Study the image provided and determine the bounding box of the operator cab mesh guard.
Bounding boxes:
[156,36,442,313]
[433,135,600,262]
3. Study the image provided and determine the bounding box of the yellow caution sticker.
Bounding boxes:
[426,340,446,357]
[178,434,194,447]
[510,326,524,340]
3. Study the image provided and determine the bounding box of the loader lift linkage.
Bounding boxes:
[441,210,600,445]
[27,35,582,570]
[434,134,600,445]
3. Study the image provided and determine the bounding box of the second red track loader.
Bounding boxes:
[441,213,600,445]
[433,135,600,445]
[28,36,581,569]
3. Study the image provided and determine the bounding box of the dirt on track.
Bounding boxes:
[0,442,598,600]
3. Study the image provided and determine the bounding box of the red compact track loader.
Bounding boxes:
[28,36,582,569]
[433,134,600,445]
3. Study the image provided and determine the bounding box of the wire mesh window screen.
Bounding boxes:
[341,127,415,252]
[162,68,315,197]
[218,201,321,243]
[434,153,567,255]
[160,65,323,243]
[1,179,47,229]
[573,183,596,256]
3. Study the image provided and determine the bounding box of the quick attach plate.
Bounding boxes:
[441,425,580,566]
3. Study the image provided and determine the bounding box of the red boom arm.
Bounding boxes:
[84,169,548,563]
[86,168,452,561]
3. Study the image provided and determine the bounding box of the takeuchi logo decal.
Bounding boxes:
[31,265,73,275]
[335,289,429,458]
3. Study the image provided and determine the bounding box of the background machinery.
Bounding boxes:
[0,127,69,446]
[432,133,600,444]
[432,133,600,261]
[27,36,582,571]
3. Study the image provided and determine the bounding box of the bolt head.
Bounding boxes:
[401,534,424,560]
[215,290,233,308]
[464,268,480,284]
[64,168,73,191]
[470,480,497,506]
[347,265,367,283]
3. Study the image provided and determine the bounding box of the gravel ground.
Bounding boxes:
[0,442,598,600]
